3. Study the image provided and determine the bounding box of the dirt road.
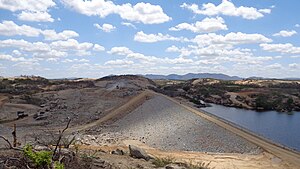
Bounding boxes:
[68,90,154,132]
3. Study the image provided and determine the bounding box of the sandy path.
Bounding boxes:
[68,90,153,132]
[154,91,300,167]
[78,140,297,169]
[125,140,295,169]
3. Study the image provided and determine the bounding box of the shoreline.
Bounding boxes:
[203,101,300,113]
[152,90,300,167]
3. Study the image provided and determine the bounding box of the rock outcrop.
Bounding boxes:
[129,145,152,161]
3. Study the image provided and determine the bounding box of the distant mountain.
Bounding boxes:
[246,76,268,80]
[144,73,242,80]
[50,77,83,80]
[283,78,300,80]
[247,76,300,81]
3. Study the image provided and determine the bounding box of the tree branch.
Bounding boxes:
[0,135,13,149]
[52,118,71,160]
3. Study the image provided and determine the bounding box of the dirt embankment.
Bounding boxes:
[154,91,300,168]
[70,90,154,132]
[97,93,260,154]
[78,90,300,168]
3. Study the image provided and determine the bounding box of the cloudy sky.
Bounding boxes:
[0,0,299,78]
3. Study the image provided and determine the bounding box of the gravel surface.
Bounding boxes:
[102,95,261,154]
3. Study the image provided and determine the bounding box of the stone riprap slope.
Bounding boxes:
[102,95,261,153]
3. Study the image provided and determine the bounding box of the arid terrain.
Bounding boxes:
[1,75,300,169]
[155,78,300,112]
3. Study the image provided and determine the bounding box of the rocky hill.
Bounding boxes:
[156,78,300,112]
[144,73,242,80]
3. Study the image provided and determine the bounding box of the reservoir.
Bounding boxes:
[201,104,300,152]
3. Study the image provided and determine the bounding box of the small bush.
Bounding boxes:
[23,144,52,167]
[186,161,213,169]
[54,161,65,169]
[80,150,98,159]
[152,156,174,168]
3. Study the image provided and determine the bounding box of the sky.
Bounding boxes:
[0,0,299,78]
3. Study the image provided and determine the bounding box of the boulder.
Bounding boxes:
[129,145,151,161]
[34,145,51,151]
[111,149,124,155]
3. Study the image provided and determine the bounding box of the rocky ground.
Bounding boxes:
[0,75,154,146]
[1,76,300,168]
[1,140,295,169]
[86,95,261,154]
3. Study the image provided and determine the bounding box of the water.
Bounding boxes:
[201,104,300,152]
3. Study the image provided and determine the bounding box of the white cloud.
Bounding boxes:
[295,24,300,28]
[104,59,134,65]
[0,39,50,52]
[93,44,105,51]
[12,50,22,56]
[289,63,299,69]
[260,43,300,54]
[108,46,193,64]
[61,0,171,24]
[42,30,79,41]
[62,58,89,63]
[50,39,93,51]
[273,30,297,37]
[192,32,272,46]
[166,45,180,52]
[0,0,55,22]
[0,38,96,59]
[75,50,91,56]
[18,11,54,22]
[265,63,283,70]
[291,55,300,58]
[126,52,158,62]
[181,0,271,20]
[13,61,40,70]
[121,22,136,29]
[165,43,275,66]
[167,57,193,64]
[33,50,67,58]
[0,0,55,12]
[183,44,249,58]
[208,54,273,65]
[46,58,59,62]
[0,20,40,37]
[94,23,116,32]
[258,9,271,14]
[0,21,79,40]
[107,47,133,55]
[169,17,227,33]
[134,31,188,43]
[166,45,193,57]
[0,54,25,62]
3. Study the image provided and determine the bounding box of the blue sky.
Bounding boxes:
[0,0,299,78]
